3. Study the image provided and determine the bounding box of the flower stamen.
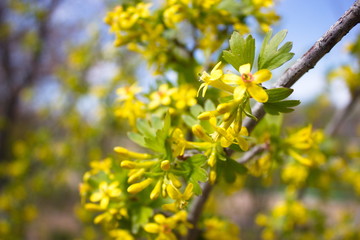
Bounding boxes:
[241,72,254,83]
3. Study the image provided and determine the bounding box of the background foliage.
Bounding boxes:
[0,0,359,239]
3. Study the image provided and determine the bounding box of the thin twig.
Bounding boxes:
[186,1,360,238]
[186,182,212,240]
[325,89,360,136]
[237,143,268,164]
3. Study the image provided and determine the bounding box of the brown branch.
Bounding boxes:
[186,1,360,238]
[244,0,360,132]
[0,0,62,163]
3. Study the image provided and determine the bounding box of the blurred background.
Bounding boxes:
[0,0,359,239]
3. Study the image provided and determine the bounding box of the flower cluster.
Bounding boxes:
[115,83,197,129]
[144,211,192,239]
[104,1,279,73]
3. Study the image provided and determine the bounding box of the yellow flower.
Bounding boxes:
[171,84,197,110]
[144,211,191,239]
[162,183,194,212]
[171,128,187,157]
[198,62,235,97]
[281,163,308,187]
[110,229,134,240]
[223,63,272,102]
[219,126,249,151]
[163,4,185,28]
[116,84,142,102]
[149,84,176,109]
[203,217,240,240]
[89,158,112,175]
[285,125,325,166]
[328,65,360,95]
[252,0,274,8]
[90,181,121,209]
[91,207,128,224]
[246,153,272,177]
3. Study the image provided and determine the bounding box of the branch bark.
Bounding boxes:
[244,0,360,132]
[186,1,360,238]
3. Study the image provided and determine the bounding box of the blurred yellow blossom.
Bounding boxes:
[203,217,240,240]
[144,211,192,239]
[90,181,121,208]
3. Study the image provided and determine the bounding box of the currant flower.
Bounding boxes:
[89,181,122,209]
[223,63,272,102]
[198,61,235,97]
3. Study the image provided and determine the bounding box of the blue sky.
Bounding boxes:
[274,0,359,107]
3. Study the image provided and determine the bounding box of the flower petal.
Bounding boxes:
[239,63,251,74]
[253,69,272,84]
[222,74,242,85]
[144,223,160,233]
[236,136,249,151]
[234,85,246,101]
[211,69,223,81]
[220,137,232,148]
[247,84,268,102]
[90,192,103,202]
[202,84,209,97]
[211,61,222,72]
[183,183,194,200]
[166,184,181,200]
[288,149,313,166]
[197,83,205,97]
[154,214,166,224]
[100,197,110,209]
[240,126,249,136]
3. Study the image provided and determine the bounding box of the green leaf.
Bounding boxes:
[258,30,294,70]
[190,104,204,118]
[263,100,301,115]
[266,88,294,102]
[185,154,208,195]
[218,158,247,183]
[151,115,162,130]
[200,120,214,134]
[204,99,216,111]
[223,32,255,70]
[131,206,153,233]
[219,95,233,103]
[162,112,171,134]
[182,114,197,128]
[156,113,171,142]
[128,132,147,148]
[136,119,156,138]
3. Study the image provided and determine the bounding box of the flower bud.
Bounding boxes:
[127,178,153,194]
[192,125,213,142]
[121,160,136,169]
[114,146,151,159]
[216,102,233,114]
[209,170,216,184]
[168,173,182,188]
[208,151,216,167]
[161,160,171,171]
[150,179,163,200]
[197,111,212,120]
[128,168,145,183]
